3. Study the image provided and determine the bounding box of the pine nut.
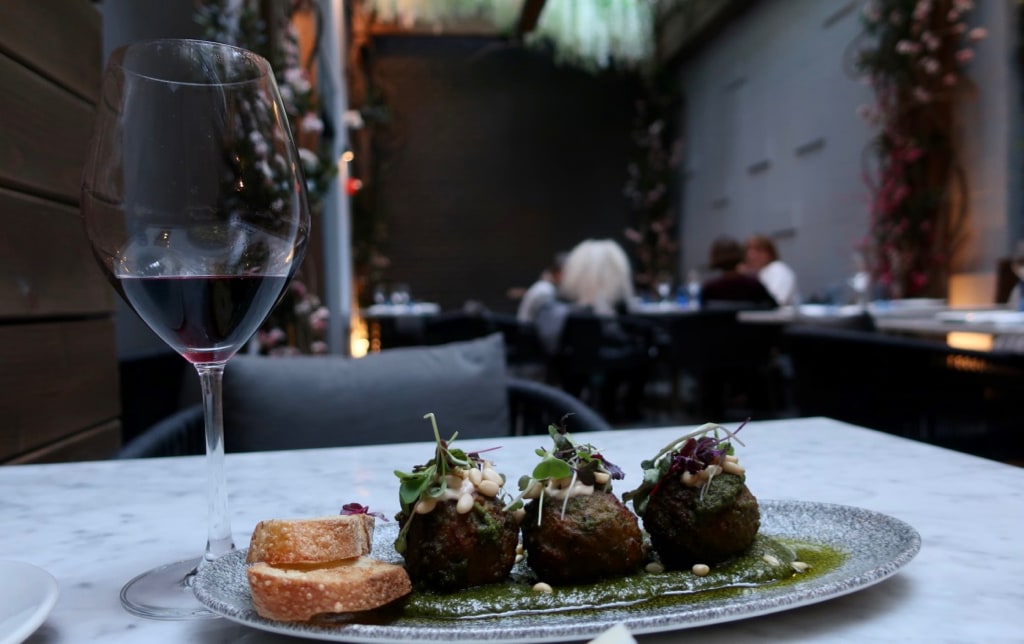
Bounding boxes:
[791,561,811,573]
[724,454,739,463]
[414,498,436,514]
[722,461,745,476]
[483,467,503,485]
[705,464,722,477]
[469,468,483,486]
[523,481,543,499]
[594,472,611,485]
[516,544,524,555]
[682,471,697,487]
[762,554,781,567]
[532,582,553,593]
[515,554,524,563]
[446,474,463,489]
[478,480,500,497]
[645,562,665,574]
[456,493,474,514]
[692,563,710,576]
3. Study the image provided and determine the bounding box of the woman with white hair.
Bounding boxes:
[558,239,635,315]
[534,239,650,422]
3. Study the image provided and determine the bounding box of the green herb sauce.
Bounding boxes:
[401,535,846,620]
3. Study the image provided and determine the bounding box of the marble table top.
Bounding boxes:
[3,417,1022,643]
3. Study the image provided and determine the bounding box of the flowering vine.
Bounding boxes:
[196,0,335,354]
[256,279,329,355]
[623,84,681,293]
[196,0,337,217]
[855,0,986,297]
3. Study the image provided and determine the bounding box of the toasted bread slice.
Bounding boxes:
[247,557,411,621]
[246,515,374,565]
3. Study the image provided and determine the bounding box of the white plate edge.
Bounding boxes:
[0,561,60,644]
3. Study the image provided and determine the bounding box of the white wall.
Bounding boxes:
[676,0,1016,302]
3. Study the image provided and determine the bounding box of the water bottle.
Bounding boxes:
[686,270,701,309]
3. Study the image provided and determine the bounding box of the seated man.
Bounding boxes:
[517,252,567,323]
[745,234,799,306]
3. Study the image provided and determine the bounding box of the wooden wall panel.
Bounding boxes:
[0,2,117,463]
[0,187,112,318]
[0,52,95,202]
[0,320,120,462]
[0,0,101,103]
[8,421,121,464]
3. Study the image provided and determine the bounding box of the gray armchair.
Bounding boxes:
[117,334,610,458]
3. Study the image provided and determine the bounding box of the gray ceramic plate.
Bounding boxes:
[193,500,920,643]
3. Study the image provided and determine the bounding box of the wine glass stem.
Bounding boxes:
[195,363,235,563]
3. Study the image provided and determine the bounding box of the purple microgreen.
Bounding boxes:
[623,420,749,516]
[340,502,387,520]
[468,446,504,458]
[593,453,625,480]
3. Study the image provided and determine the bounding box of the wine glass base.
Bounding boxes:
[120,556,217,620]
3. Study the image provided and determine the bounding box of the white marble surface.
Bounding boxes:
[3,417,1022,643]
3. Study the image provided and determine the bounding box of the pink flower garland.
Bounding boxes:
[856,0,986,297]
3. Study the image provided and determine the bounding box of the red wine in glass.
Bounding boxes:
[119,274,288,364]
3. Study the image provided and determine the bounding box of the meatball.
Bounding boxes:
[640,472,759,569]
[521,490,645,585]
[399,494,518,592]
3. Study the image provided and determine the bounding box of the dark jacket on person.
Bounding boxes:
[700,273,778,310]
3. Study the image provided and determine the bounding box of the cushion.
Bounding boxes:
[223,333,510,452]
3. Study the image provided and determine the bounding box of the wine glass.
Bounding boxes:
[1012,240,1024,311]
[654,273,673,304]
[81,39,310,619]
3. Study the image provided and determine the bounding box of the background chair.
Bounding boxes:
[647,309,784,421]
[421,310,494,346]
[117,334,611,458]
[548,312,660,422]
[485,313,546,374]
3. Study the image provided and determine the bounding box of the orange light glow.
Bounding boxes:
[946,332,993,352]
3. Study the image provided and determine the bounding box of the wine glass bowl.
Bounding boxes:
[1011,240,1024,281]
[81,39,309,619]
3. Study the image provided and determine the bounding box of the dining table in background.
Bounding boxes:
[362,302,442,351]
[3,417,1022,643]
[872,308,1024,338]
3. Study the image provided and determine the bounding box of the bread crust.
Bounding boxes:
[247,558,411,621]
[246,515,374,564]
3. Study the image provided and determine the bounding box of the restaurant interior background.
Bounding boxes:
[1,0,1022,464]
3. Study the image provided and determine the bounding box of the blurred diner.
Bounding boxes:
[559,239,635,315]
[534,238,636,353]
[745,234,799,306]
[700,236,778,310]
[517,251,567,323]
[534,239,652,421]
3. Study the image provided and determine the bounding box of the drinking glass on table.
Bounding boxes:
[81,39,310,619]
[655,273,673,303]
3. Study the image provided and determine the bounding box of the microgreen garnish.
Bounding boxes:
[504,417,623,522]
[340,503,387,520]
[623,420,747,516]
[392,413,503,553]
